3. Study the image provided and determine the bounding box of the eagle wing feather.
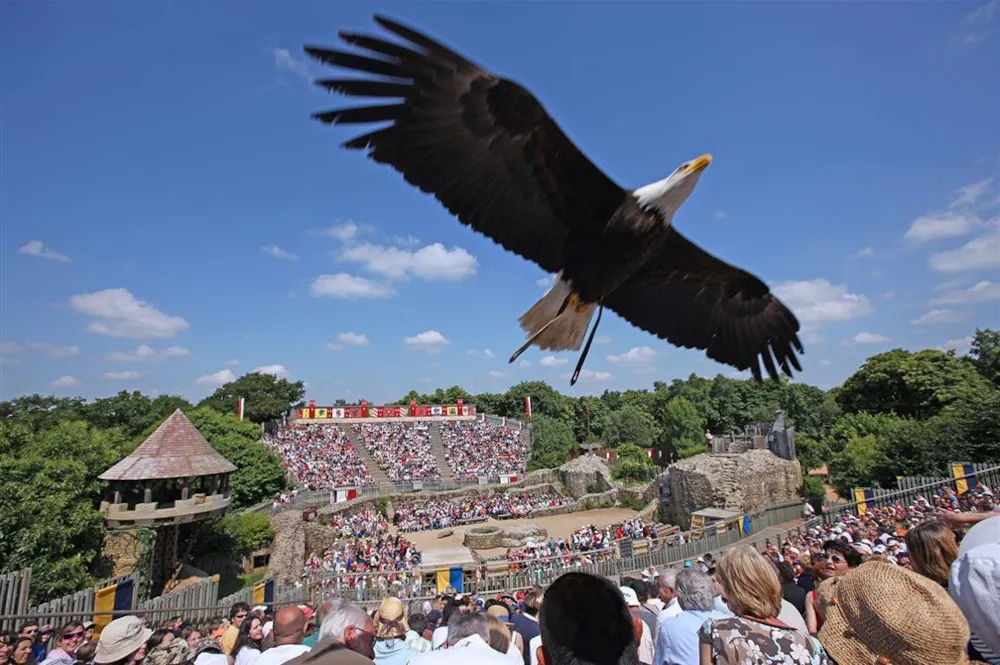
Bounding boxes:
[603,227,803,381]
[306,14,625,274]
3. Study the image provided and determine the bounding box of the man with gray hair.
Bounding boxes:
[284,600,375,665]
[655,568,682,631]
[410,612,510,664]
[653,569,728,665]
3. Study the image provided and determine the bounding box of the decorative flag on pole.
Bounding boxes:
[524,395,532,420]
[237,397,246,422]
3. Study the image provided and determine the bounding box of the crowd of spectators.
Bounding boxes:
[352,424,440,483]
[261,425,375,489]
[439,422,528,480]
[392,493,574,533]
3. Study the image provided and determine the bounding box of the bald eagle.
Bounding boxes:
[306,14,803,385]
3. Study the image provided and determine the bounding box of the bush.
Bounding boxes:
[802,475,827,511]
[221,513,275,552]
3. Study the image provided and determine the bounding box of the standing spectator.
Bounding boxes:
[905,520,958,588]
[222,604,250,656]
[699,545,828,664]
[94,616,152,665]
[620,587,653,665]
[626,581,657,639]
[654,569,728,665]
[655,570,682,631]
[285,600,376,664]
[776,562,806,616]
[255,607,311,665]
[510,589,542,665]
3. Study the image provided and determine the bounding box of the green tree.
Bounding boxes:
[599,404,658,449]
[185,408,290,507]
[199,372,305,424]
[658,397,705,459]
[527,415,577,469]
[970,328,1000,387]
[220,512,275,552]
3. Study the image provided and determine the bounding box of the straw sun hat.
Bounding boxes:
[374,597,409,640]
[819,560,978,665]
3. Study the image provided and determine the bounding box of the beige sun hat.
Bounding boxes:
[819,560,975,665]
[374,596,408,640]
[94,616,152,664]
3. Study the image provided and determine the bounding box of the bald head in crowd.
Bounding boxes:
[272,606,306,645]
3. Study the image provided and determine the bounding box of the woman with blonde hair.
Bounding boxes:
[372,597,412,665]
[905,519,958,587]
[699,545,829,664]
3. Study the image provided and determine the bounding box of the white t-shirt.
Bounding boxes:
[252,644,311,665]
[431,625,449,649]
[234,647,260,665]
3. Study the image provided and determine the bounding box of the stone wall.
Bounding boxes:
[665,449,802,528]
[559,454,613,498]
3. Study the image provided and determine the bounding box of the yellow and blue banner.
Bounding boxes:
[853,488,874,516]
[952,463,977,495]
[252,579,275,611]
[93,578,134,637]
[435,567,463,594]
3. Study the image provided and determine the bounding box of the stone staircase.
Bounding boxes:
[428,424,455,480]
[342,425,390,484]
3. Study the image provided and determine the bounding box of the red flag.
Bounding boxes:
[237,397,246,421]
[524,395,532,420]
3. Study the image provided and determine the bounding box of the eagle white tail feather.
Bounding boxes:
[518,274,595,352]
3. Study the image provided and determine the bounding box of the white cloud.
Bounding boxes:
[391,235,421,247]
[403,330,451,353]
[882,291,896,300]
[772,280,873,330]
[0,356,21,365]
[595,335,613,345]
[103,370,141,380]
[0,341,22,355]
[848,332,891,345]
[937,336,974,356]
[540,355,568,368]
[489,369,512,378]
[254,364,290,379]
[573,369,614,382]
[518,360,531,368]
[273,47,310,78]
[19,240,70,262]
[69,288,190,338]
[52,376,80,388]
[911,309,966,325]
[929,227,1000,273]
[25,341,79,358]
[960,0,998,45]
[104,344,189,362]
[467,349,494,359]
[950,177,994,208]
[931,280,1000,305]
[537,276,553,288]
[196,368,235,385]
[714,211,728,220]
[227,359,239,366]
[318,221,371,242]
[854,246,875,258]
[818,359,832,366]
[607,346,661,367]
[340,242,477,281]
[904,211,983,244]
[261,244,299,260]
[326,332,370,350]
[310,273,396,299]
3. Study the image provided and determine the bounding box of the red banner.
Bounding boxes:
[296,403,476,420]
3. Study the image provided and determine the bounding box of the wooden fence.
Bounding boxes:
[0,572,137,633]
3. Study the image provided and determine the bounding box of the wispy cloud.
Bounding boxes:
[714,211,728,220]
[847,332,891,345]
[25,341,80,358]
[326,332,370,350]
[853,246,876,259]
[52,376,80,388]
[937,336,974,356]
[950,177,994,209]
[402,330,451,354]
[911,309,966,326]
[340,242,477,281]
[607,346,660,367]
[571,369,614,382]
[196,368,235,386]
[315,221,373,242]
[103,370,141,380]
[104,344,189,362]
[310,273,396,300]
[69,288,189,338]
[261,244,299,260]
[959,0,998,45]
[489,369,512,378]
[540,355,568,368]
[904,211,984,244]
[930,280,1000,305]
[773,279,873,342]
[929,225,1000,273]
[466,349,495,359]
[273,47,311,79]
[19,240,70,262]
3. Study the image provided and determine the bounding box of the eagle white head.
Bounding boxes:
[633,153,712,221]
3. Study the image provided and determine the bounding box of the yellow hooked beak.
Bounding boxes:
[685,153,713,174]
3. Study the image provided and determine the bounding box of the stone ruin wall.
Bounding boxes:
[664,449,802,528]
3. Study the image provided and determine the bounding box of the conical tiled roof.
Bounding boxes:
[99,409,237,481]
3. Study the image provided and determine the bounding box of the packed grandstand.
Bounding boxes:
[261,418,529,490]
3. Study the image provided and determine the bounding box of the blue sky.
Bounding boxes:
[3,1,999,404]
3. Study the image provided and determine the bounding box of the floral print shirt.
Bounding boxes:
[698,616,829,665]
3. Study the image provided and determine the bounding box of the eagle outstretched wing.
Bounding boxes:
[603,227,803,381]
[306,14,625,274]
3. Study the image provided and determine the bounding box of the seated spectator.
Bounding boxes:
[354,423,440,483]
[820,560,971,665]
[262,424,374,489]
[439,422,528,480]
[94,616,152,665]
[699,545,829,664]
[254,607,310,665]
[410,613,510,664]
[371,598,412,665]
[231,616,264,665]
[654,568,728,665]
[284,600,375,664]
